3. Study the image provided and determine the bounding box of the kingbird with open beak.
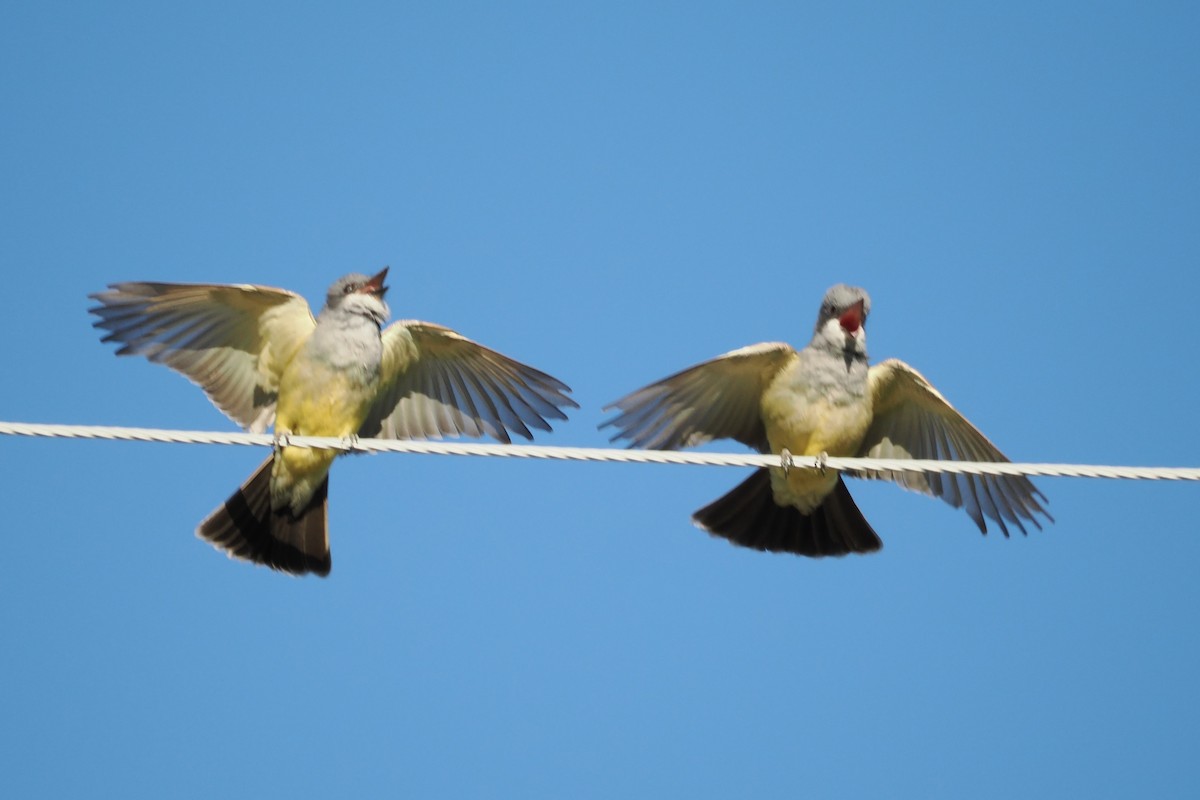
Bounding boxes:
[602,284,1051,555]
[91,268,577,576]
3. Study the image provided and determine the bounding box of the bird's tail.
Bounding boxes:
[196,455,332,577]
[692,468,882,556]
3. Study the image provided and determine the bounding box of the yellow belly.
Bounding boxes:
[271,357,379,515]
[761,388,873,512]
[276,360,377,438]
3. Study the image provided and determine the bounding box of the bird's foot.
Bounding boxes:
[780,448,794,476]
[273,429,293,453]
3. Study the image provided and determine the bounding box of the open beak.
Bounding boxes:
[359,267,389,297]
[838,299,864,334]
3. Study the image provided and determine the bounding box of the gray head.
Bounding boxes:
[321,267,390,325]
[810,283,871,354]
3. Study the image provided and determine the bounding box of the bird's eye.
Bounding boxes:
[343,283,358,295]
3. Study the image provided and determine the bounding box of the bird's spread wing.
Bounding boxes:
[601,342,797,452]
[359,321,577,444]
[858,358,1051,536]
[90,282,316,432]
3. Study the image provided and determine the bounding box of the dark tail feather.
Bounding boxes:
[196,455,332,577]
[692,469,882,556]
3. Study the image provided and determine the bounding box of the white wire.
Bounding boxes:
[2,420,1198,481]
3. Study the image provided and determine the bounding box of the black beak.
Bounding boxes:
[359,266,389,297]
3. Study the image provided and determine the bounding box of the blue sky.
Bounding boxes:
[2,2,1199,797]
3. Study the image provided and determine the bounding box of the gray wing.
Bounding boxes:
[89,282,316,432]
[859,358,1052,536]
[601,342,797,452]
[359,321,577,444]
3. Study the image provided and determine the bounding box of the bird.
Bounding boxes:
[601,284,1051,556]
[90,267,577,577]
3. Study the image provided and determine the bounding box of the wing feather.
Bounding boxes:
[858,359,1051,535]
[89,282,315,431]
[601,342,797,452]
[359,321,576,443]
